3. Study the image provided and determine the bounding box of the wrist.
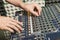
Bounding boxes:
[19,2,25,9]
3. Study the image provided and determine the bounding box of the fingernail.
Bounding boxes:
[36,15,39,16]
[21,22,23,26]
[11,30,14,33]
[21,28,24,31]
[18,32,21,33]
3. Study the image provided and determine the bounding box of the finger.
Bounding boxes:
[4,27,14,33]
[30,10,39,16]
[7,24,20,33]
[10,21,23,31]
[35,5,42,15]
[11,19,23,26]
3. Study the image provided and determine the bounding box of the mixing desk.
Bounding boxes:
[0,0,60,40]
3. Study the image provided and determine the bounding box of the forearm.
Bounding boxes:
[6,0,25,9]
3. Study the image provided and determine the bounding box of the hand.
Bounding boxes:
[0,16,23,33]
[23,3,42,16]
[6,0,42,16]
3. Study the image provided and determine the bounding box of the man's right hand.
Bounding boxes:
[0,16,23,33]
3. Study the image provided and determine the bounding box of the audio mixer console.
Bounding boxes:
[0,0,60,40]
